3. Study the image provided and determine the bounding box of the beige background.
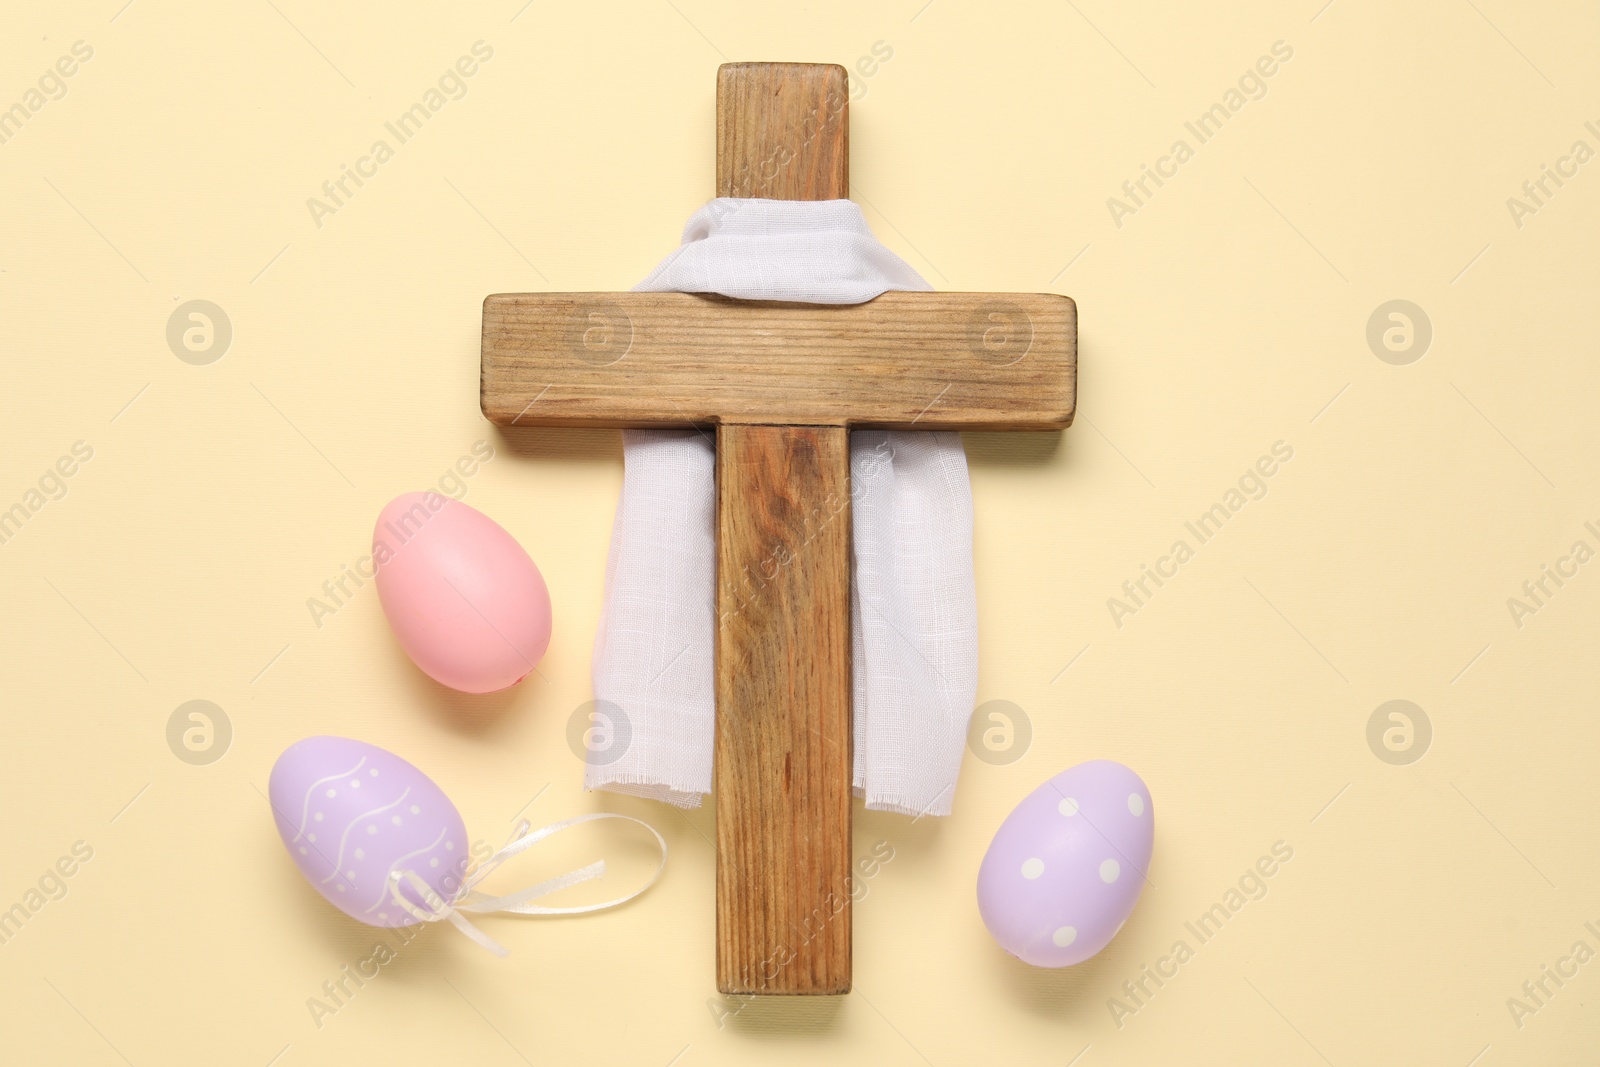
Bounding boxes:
[2,0,1597,1062]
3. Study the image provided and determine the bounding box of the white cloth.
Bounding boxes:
[588,198,978,818]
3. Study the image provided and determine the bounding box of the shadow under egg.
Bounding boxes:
[385,636,542,735]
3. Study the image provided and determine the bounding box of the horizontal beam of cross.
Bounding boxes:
[481,291,1076,430]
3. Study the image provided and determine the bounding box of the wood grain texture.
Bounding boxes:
[480,290,1077,431]
[715,62,852,996]
[716,63,848,200]
[714,424,853,995]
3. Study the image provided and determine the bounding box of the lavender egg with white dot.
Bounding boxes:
[977,760,1153,966]
[269,736,470,928]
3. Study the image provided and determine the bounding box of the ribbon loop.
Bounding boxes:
[387,812,666,956]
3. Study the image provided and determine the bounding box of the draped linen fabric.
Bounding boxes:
[587,198,978,818]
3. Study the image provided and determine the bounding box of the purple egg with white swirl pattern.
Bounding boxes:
[270,737,471,927]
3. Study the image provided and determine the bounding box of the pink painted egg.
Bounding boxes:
[373,492,552,693]
[270,736,470,927]
[977,760,1153,966]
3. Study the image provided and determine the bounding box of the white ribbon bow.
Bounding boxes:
[387,812,666,957]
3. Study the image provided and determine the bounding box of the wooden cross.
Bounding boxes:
[480,62,1075,994]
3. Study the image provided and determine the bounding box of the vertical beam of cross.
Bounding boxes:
[712,62,855,995]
